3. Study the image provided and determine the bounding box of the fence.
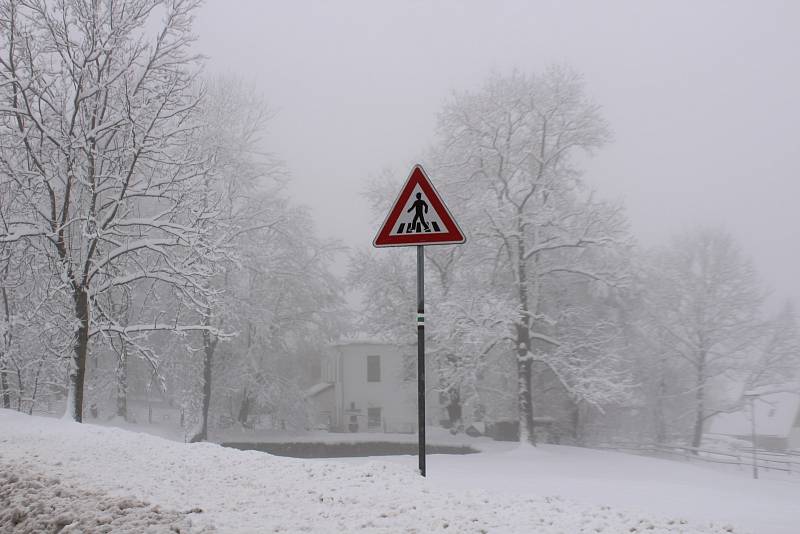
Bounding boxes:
[597,442,800,475]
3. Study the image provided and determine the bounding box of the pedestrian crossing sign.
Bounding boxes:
[373,165,466,247]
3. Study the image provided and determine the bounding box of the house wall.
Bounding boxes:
[731,433,790,451]
[319,342,440,433]
[788,426,800,450]
[335,343,415,433]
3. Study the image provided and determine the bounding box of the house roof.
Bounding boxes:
[330,335,399,348]
[708,392,800,438]
[304,382,334,398]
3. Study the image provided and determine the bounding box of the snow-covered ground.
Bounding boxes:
[0,462,210,533]
[332,444,800,534]
[2,410,797,533]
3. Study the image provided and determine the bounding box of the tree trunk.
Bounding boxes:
[446,388,462,429]
[238,389,251,425]
[116,340,128,420]
[0,367,9,409]
[571,400,582,446]
[654,374,666,444]
[1,283,11,409]
[517,353,534,443]
[515,296,535,443]
[14,364,23,412]
[67,287,90,422]
[193,340,213,441]
[28,353,47,415]
[192,313,217,442]
[516,230,535,445]
[691,351,706,449]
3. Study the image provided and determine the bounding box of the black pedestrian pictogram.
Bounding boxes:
[407,193,430,232]
[375,164,465,243]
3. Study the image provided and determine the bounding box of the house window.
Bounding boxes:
[368,407,382,430]
[367,355,381,382]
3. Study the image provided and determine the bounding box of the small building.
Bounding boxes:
[306,340,439,433]
[708,392,800,451]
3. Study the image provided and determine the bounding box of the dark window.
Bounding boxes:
[368,407,382,429]
[367,355,381,382]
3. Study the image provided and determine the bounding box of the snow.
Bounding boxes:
[2,409,797,533]
[0,463,207,533]
[60,378,76,422]
[305,382,334,398]
[330,337,399,347]
[332,442,800,534]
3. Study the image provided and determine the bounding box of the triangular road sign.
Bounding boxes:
[373,165,465,247]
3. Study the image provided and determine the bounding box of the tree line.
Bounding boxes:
[1,1,797,449]
[0,0,344,440]
[353,68,800,448]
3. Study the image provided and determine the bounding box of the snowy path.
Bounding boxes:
[0,410,755,533]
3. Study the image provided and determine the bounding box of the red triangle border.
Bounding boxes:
[373,165,466,247]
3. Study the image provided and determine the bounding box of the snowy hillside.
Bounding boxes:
[1,410,784,534]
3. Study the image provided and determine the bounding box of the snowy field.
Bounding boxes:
[332,444,800,534]
[2,410,798,533]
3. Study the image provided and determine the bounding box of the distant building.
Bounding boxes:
[708,392,800,451]
[306,340,440,433]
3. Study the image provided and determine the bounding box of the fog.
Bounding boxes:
[196,0,800,303]
[2,2,800,532]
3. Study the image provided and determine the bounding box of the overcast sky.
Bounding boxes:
[194,0,800,305]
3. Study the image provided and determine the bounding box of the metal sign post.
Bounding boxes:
[417,245,426,476]
[372,164,465,477]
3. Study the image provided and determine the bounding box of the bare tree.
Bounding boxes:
[180,77,344,441]
[742,302,800,394]
[430,68,630,444]
[181,76,279,441]
[644,228,767,448]
[220,204,346,432]
[0,0,219,421]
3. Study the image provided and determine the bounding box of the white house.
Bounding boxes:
[306,340,440,433]
[708,392,800,451]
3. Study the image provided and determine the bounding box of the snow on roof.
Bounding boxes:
[304,382,333,398]
[330,334,399,347]
[708,392,800,438]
